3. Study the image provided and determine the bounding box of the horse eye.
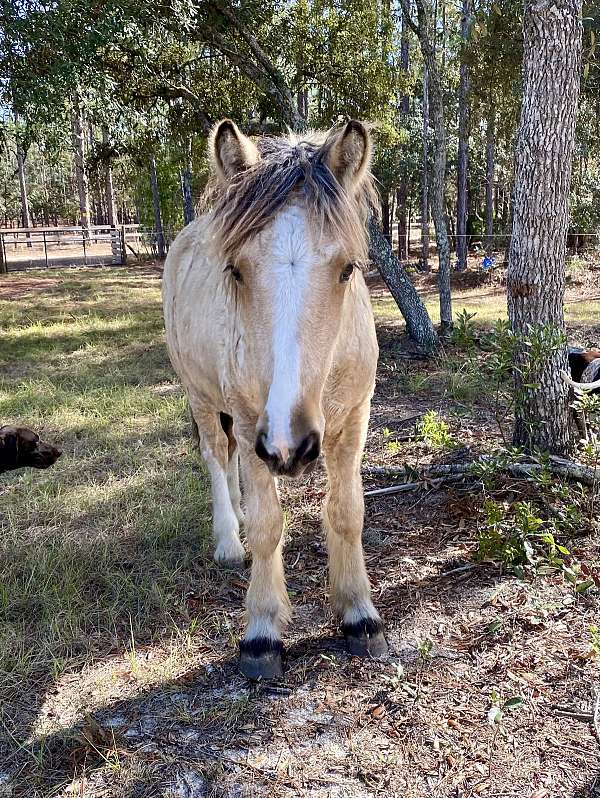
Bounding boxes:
[340,263,355,283]
[226,264,243,284]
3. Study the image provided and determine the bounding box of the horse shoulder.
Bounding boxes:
[163,216,229,402]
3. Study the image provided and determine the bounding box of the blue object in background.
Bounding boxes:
[482,255,494,270]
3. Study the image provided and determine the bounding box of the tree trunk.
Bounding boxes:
[400,14,410,117]
[71,96,91,238]
[397,185,408,261]
[420,68,430,272]
[425,46,452,331]
[368,217,438,352]
[102,128,118,227]
[16,141,31,230]
[397,12,410,262]
[455,0,472,272]
[0,234,6,274]
[14,112,32,249]
[149,156,166,258]
[15,139,32,251]
[507,0,582,454]
[404,0,452,330]
[484,109,496,258]
[381,192,391,244]
[182,139,195,226]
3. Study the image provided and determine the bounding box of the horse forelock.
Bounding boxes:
[207,131,376,263]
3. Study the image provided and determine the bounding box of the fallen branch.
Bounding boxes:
[363,456,598,488]
[593,688,600,748]
[552,706,593,722]
[364,475,464,497]
[126,242,141,259]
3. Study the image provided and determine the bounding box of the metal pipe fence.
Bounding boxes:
[0,224,176,272]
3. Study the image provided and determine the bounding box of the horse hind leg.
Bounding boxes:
[220,412,244,525]
[190,404,245,567]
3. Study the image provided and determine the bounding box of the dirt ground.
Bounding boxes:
[1,264,599,798]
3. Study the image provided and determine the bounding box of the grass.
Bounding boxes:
[1,266,599,797]
[0,268,213,696]
[372,284,600,328]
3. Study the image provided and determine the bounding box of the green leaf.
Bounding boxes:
[563,567,578,584]
[503,696,523,710]
[576,579,595,593]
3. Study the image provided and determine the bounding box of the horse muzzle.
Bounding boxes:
[255,430,321,478]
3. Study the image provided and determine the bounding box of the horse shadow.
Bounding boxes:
[3,510,496,797]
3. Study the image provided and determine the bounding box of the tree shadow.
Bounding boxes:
[2,488,504,797]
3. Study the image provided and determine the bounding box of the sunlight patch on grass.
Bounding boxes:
[373,287,600,331]
[0,268,214,692]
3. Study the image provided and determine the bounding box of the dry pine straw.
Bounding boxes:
[0,266,599,798]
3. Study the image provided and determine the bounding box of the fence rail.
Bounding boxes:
[0,224,175,272]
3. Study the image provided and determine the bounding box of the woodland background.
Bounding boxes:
[1,0,598,266]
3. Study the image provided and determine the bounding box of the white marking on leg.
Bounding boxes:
[244,617,281,642]
[227,449,244,525]
[205,451,245,565]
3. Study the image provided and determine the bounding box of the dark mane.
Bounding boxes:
[206,131,377,262]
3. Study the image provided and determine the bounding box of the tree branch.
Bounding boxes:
[162,83,214,134]
[204,2,305,131]
[398,0,420,36]
[363,456,599,488]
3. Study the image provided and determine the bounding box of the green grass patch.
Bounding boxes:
[0,268,212,690]
[373,286,600,329]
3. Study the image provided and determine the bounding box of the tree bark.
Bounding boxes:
[420,68,430,272]
[484,109,496,258]
[102,128,118,228]
[397,185,408,261]
[16,141,31,230]
[368,217,438,352]
[149,156,166,258]
[397,10,410,262]
[0,238,5,274]
[507,0,582,454]
[71,96,91,238]
[181,139,195,226]
[426,43,452,331]
[381,192,391,244]
[455,0,472,272]
[402,0,453,331]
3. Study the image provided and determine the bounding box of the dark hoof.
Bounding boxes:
[343,618,389,659]
[239,638,284,681]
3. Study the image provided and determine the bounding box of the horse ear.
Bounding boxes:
[322,120,372,189]
[210,119,259,183]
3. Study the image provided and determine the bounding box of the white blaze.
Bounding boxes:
[263,206,313,459]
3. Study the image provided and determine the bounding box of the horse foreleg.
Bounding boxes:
[238,447,290,680]
[323,405,387,658]
[227,448,244,525]
[190,403,245,567]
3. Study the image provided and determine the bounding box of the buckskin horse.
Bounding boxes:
[163,119,387,680]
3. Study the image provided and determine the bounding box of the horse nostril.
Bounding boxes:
[296,431,321,465]
[255,432,284,470]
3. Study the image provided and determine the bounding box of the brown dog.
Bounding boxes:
[0,426,62,474]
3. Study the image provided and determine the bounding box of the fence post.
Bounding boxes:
[120,225,127,265]
[0,233,6,274]
[43,230,49,269]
